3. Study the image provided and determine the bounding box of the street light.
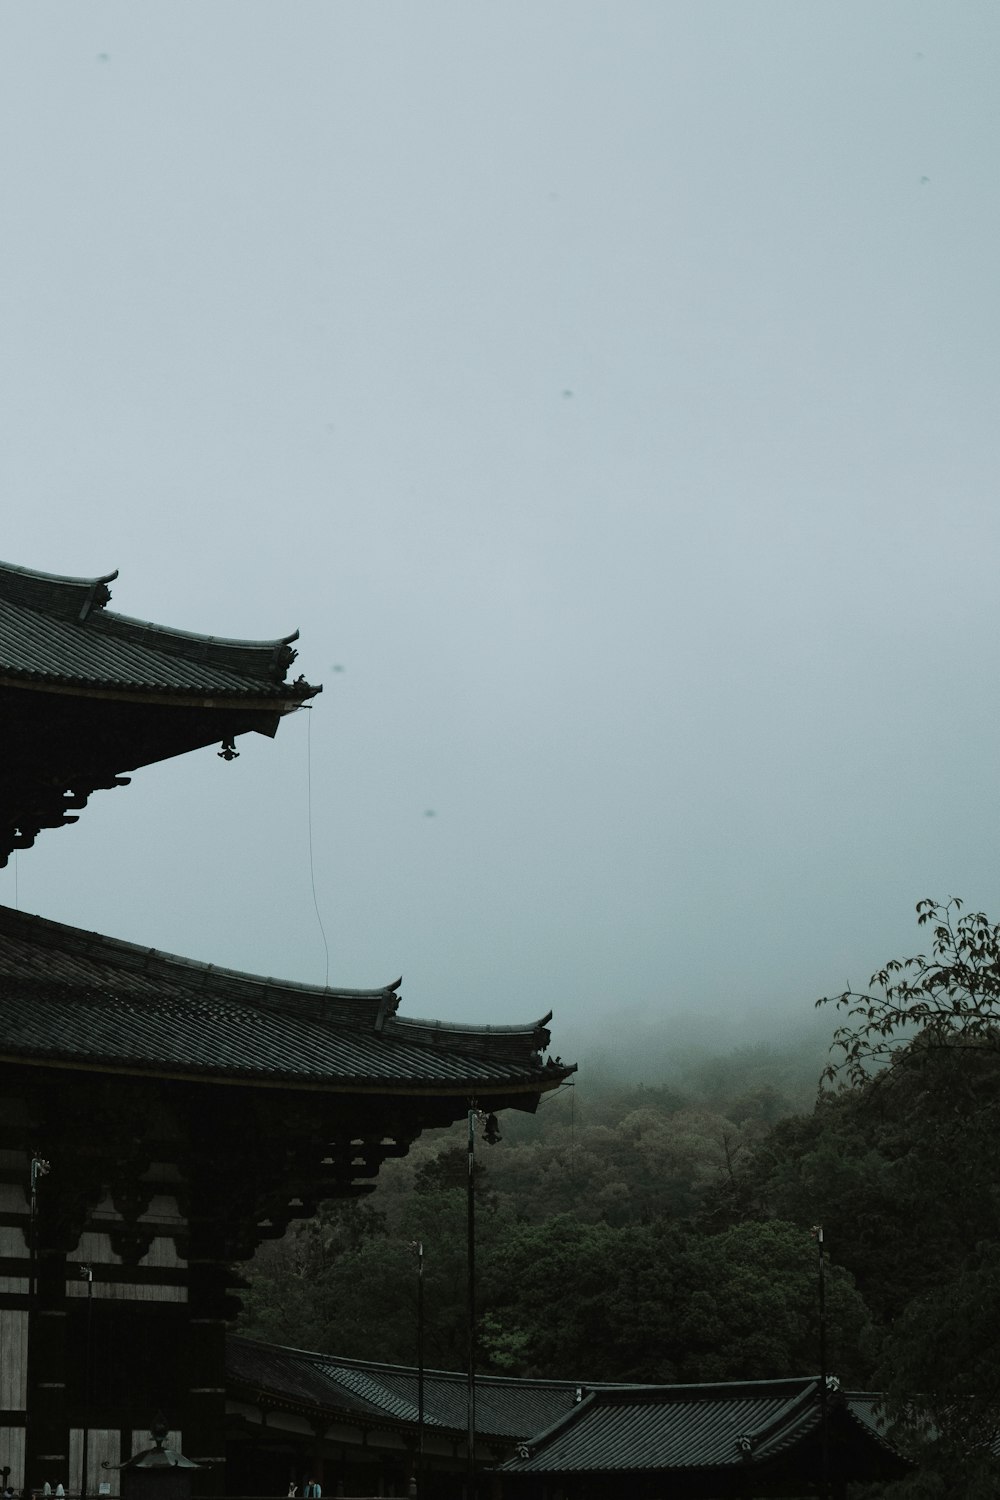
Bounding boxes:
[812,1224,830,1500]
[466,1108,501,1500]
[409,1241,424,1498]
[26,1155,51,1495]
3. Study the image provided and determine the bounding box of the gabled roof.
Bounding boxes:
[0,558,316,703]
[227,1335,587,1442]
[499,1377,903,1478]
[0,559,320,863]
[0,905,573,1099]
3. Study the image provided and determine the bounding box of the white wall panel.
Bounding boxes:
[69,1428,121,1498]
[0,1312,28,1409]
[0,1426,25,1488]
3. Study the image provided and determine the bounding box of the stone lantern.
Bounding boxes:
[119,1419,201,1500]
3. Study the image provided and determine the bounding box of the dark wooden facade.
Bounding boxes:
[0,1048,565,1497]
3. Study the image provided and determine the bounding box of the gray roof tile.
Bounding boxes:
[227,1340,903,1481]
[501,1379,900,1475]
[0,558,317,701]
[0,906,572,1094]
[227,1336,584,1440]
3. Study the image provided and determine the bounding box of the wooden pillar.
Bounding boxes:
[184,1265,228,1497]
[26,1252,69,1491]
[307,1420,328,1495]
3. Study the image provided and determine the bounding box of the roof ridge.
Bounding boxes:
[390,1012,555,1037]
[590,1375,817,1403]
[0,905,396,1004]
[0,907,574,1055]
[0,557,315,687]
[228,1342,896,1422]
[226,1335,584,1391]
[383,1011,561,1065]
[740,1380,821,1456]
[515,1388,598,1455]
[0,558,119,588]
[92,605,301,656]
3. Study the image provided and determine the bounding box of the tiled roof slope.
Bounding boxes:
[228,1340,905,1485]
[0,906,573,1095]
[227,1336,586,1441]
[0,558,319,701]
[499,1378,899,1475]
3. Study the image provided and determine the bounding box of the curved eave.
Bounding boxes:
[0,909,560,1046]
[102,609,302,655]
[0,558,316,693]
[0,671,319,711]
[89,607,311,689]
[0,909,576,1092]
[0,559,119,589]
[390,1009,554,1040]
[0,1050,576,1096]
[0,558,299,658]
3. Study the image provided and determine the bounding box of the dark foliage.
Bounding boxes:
[237,902,1000,1492]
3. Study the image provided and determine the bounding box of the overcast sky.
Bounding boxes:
[2,2,998,1067]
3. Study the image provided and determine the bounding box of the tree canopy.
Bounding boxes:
[237,900,1000,1494]
[820,897,1000,1085]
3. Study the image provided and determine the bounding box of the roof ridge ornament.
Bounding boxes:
[78,575,114,622]
[374,986,402,1033]
[0,557,321,861]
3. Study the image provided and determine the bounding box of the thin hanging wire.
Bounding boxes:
[306,708,330,987]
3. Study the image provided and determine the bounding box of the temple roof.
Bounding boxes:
[0,558,315,701]
[227,1335,589,1442]
[498,1378,901,1478]
[0,559,320,863]
[0,905,573,1098]
[227,1339,906,1488]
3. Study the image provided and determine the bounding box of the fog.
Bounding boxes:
[2,3,998,1062]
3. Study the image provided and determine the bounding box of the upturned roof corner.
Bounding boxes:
[0,557,321,862]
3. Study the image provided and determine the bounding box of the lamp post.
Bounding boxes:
[813,1224,830,1500]
[26,1154,51,1494]
[466,1107,501,1500]
[466,1108,475,1500]
[409,1241,424,1498]
[28,1156,50,1305]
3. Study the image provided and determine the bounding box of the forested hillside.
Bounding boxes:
[237,902,1000,1495]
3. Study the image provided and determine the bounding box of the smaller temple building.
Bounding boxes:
[225,1340,909,1499]
[226,1336,587,1499]
[498,1376,909,1499]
